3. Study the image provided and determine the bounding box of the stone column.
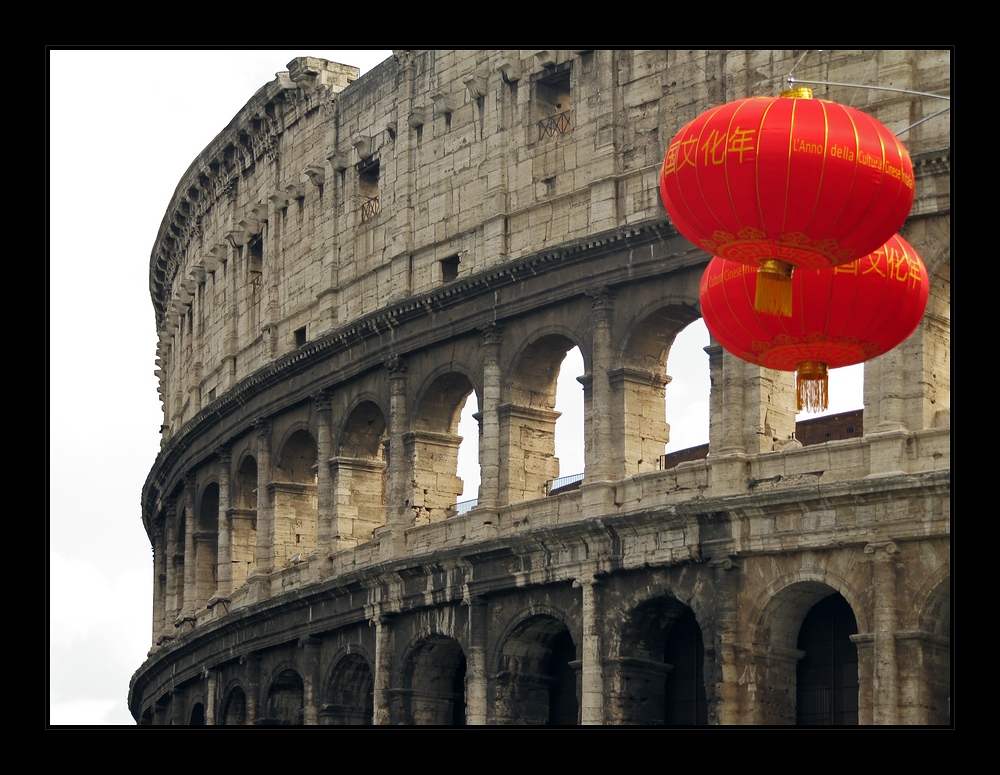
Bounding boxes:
[169,688,185,726]
[709,555,741,725]
[163,502,180,632]
[383,357,410,557]
[151,522,166,645]
[214,448,232,600]
[244,653,261,725]
[477,323,504,509]
[866,541,900,725]
[315,391,336,557]
[181,474,197,620]
[205,668,217,725]
[465,596,489,725]
[373,614,393,725]
[252,419,273,579]
[585,287,614,484]
[577,575,604,725]
[302,636,322,725]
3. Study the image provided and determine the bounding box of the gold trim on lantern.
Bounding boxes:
[796,361,829,413]
[780,87,813,99]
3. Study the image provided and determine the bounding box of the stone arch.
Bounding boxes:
[322,650,375,725]
[220,684,248,725]
[896,569,950,724]
[502,332,584,503]
[492,611,579,725]
[397,634,467,725]
[616,302,703,476]
[188,701,205,725]
[263,667,304,725]
[613,594,708,725]
[194,481,219,609]
[272,428,318,565]
[751,575,866,725]
[411,371,478,522]
[231,452,258,587]
[333,400,388,542]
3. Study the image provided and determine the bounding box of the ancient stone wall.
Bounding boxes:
[132,49,950,725]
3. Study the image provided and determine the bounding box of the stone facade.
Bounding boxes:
[130,50,951,725]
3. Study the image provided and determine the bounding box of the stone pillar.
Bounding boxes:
[163,502,181,632]
[373,614,393,725]
[252,419,273,579]
[709,555,741,725]
[169,688,185,726]
[315,391,336,557]
[302,636,322,725]
[866,541,900,725]
[585,287,614,484]
[465,596,489,725]
[577,575,604,725]
[214,448,232,600]
[478,323,504,508]
[205,669,217,725]
[151,522,166,645]
[383,357,410,556]
[181,475,197,620]
[244,653,261,725]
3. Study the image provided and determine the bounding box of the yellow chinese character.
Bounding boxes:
[862,250,887,278]
[700,128,727,166]
[727,127,757,163]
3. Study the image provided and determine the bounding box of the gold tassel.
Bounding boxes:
[796,361,829,413]
[755,259,794,317]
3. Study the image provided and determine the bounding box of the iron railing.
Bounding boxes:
[538,110,571,140]
[360,195,381,222]
[545,472,584,495]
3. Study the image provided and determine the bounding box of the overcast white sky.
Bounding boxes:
[49,48,862,726]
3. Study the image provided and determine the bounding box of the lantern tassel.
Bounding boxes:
[755,260,794,317]
[796,361,829,413]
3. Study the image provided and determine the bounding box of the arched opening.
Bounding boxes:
[412,373,477,522]
[456,390,480,511]
[188,701,205,725]
[273,429,318,566]
[335,401,388,543]
[616,597,707,725]
[231,454,258,588]
[323,654,374,725]
[796,593,859,725]
[618,304,703,476]
[494,615,579,725]
[503,334,581,502]
[553,346,584,490]
[263,668,304,725]
[221,686,248,725]
[195,483,219,609]
[910,575,951,724]
[400,635,467,725]
[662,320,711,457]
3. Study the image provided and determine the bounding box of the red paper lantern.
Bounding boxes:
[699,233,929,412]
[661,88,915,316]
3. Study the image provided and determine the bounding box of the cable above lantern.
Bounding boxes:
[660,87,915,317]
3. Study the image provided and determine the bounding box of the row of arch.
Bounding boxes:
[142,569,951,725]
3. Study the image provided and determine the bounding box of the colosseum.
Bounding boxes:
[129,50,951,725]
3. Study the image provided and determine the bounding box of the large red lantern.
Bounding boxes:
[661,88,915,316]
[699,233,929,412]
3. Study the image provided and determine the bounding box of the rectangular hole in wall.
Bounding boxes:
[441,255,460,283]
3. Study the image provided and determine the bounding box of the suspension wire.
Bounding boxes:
[898,106,952,136]
[787,77,950,101]
[848,51,880,107]
[785,50,812,82]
